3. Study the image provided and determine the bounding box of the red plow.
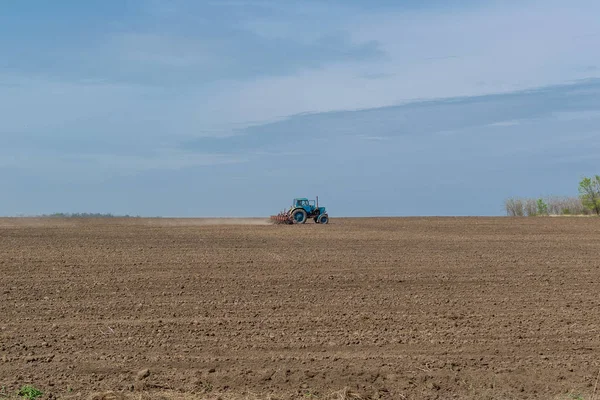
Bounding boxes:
[270,210,293,224]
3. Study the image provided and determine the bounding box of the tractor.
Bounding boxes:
[271,197,329,224]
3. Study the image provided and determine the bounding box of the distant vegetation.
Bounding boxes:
[41,213,141,218]
[504,196,589,216]
[505,175,600,216]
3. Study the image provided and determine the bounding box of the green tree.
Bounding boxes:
[578,175,600,215]
[536,198,548,216]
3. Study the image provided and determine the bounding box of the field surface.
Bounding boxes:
[1,217,600,400]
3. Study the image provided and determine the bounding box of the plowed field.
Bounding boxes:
[1,217,600,400]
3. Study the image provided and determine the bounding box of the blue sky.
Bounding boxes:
[2,0,600,217]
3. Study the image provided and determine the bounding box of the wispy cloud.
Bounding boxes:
[185,78,600,153]
[113,30,385,82]
[487,120,522,127]
[79,151,247,172]
[0,148,247,185]
[356,134,389,141]
[359,72,396,80]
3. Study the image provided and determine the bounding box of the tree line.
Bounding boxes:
[42,213,141,218]
[505,175,600,216]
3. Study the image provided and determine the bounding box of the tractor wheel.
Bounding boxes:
[318,214,329,224]
[291,209,307,224]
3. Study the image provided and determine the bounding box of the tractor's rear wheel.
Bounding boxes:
[291,209,307,224]
[318,214,329,224]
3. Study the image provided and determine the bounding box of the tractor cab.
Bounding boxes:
[293,198,315,211]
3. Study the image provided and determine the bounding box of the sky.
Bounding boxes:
[2,0,600,217]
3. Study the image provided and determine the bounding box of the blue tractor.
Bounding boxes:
[271,197,329,224]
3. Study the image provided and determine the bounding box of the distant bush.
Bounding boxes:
[524,198,538,217]
[504,198,525,217]
[546,196,589,215]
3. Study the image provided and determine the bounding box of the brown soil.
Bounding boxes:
[1,217,599,400]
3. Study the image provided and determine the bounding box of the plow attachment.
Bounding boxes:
[270,211,293,224]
